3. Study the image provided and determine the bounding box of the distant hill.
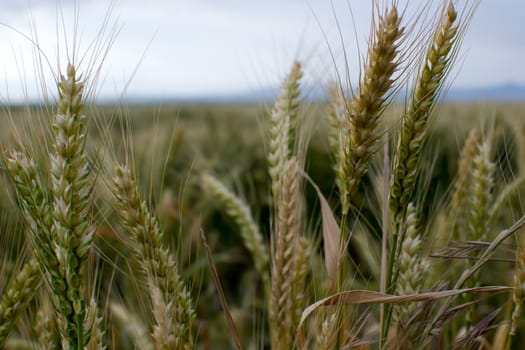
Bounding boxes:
[445,83,525,102]
[119,83,525,105]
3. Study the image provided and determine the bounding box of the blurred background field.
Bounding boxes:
[3,100,525,348]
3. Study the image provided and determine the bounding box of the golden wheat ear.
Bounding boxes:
[268,61,303,201]
[390,2,460,225]
[269,157,304,350]
[337,4,404,215]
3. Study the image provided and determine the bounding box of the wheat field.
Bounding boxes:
[1,1,525,349]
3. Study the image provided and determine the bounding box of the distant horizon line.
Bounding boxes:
[4,81,525,106]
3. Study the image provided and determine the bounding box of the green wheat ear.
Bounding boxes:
[5,63,98,348]
[201,173,270,292]
[0,258,41,348]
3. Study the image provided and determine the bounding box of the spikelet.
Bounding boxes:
[201,174,269,291]
[113,164,194,349]
[390,2,459,224]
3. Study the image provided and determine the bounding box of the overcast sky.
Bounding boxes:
[0,0,523,102]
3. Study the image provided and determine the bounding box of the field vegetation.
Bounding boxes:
[1,0,525,349]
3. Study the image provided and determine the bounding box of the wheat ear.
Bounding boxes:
[449,128,481,240]
[110,302,153,350]
[328,82,349,212]
[268,61,302,200]
[201,174,270,292]
[316,312,339,350]
[5,63,97,348]
[34,296,58,350]
[390,2,459,223]
[0,258,41,348]
[270,157,303,349]
[113,164,194,350]
[48,64,97,348]
[395,203,429,320]
[466,139,495,243]
[339,4,404,214]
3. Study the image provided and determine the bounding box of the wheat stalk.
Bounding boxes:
[113,164,194,350]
